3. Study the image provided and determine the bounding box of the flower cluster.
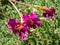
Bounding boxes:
[8,5,57,41]
[8,12,42,40]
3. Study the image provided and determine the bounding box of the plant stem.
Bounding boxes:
[14,1,36,8]
[13,1,47,11]
[9,0,23,22]
[9,0,47,21]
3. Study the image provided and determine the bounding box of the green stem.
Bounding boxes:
[9,0,47,21]
[15,1,36,8]
[9,0,22,22]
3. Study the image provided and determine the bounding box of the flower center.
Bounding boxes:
[18,25,23,30]
[29,19,34,25]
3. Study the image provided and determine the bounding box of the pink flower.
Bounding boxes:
[8,19,30,40]
[23,12,42,29]
[43,8,57,20]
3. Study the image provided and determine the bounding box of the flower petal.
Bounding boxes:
[23,13,29,21]
[20,32,27,40]
[35,19,42,26]
[29,12,38,19]
[19,30,30,40]
[8,19,20,34]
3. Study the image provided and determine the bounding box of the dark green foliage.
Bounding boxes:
[1,0,9,5]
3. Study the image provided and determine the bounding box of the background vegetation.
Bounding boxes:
[0,0,60,45]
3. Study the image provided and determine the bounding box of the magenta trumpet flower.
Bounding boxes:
[43,8,57,20]
[23,12,42,29]
[8,19,30,40]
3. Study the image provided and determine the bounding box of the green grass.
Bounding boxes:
[0,0,60,45]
